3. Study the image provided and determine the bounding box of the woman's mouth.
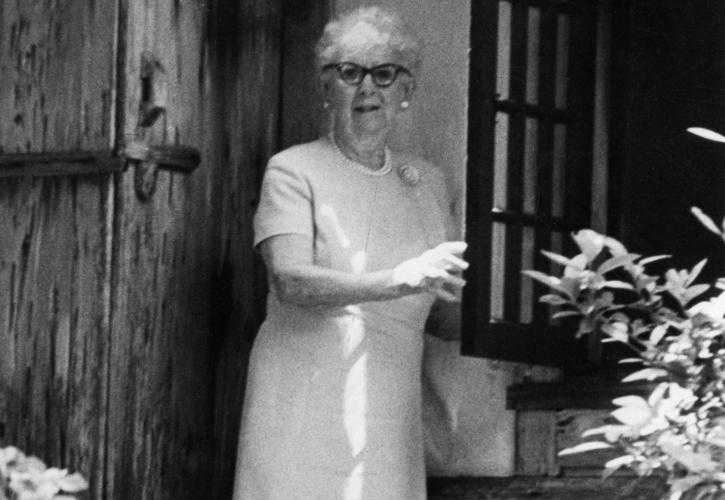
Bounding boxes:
[354,105,381,113]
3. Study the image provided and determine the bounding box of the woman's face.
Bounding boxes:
[324,44,414,143]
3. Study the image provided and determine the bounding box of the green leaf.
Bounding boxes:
[559,276,582,299]
[602,280,635,291]
[564,254,589,277]
[682,284,711,305]
[540,250,578,268]
[576,317,597,337]
[539,294,570,306]
[660,441,719,472]
[618,358,644,365]
[603,236,628,257]
[604,455,634,471]
[602,322,629,343]
[572,229,606,262]
[612,395,650,409]
[622,368,668,383]
[691,206,723,236]
[668,474,705,494]
[611,406,651,426]
[597,254,640,275]
[601,465,619,480]
[705,434,725,448]
[521,270,571,297]
[639,255,672,266]
[649,325,667,345]
[686,259,708,287]
[582,424,630,441]
[552,310,582,319]
[521,269,556,285]
[558,441,612,456]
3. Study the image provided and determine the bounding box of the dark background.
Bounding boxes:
[612,0,725,281]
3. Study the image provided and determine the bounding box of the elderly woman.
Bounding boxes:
[233,6,467,500]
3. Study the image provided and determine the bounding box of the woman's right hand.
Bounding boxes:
[392,241,469,301]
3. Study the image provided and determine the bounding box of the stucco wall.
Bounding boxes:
[333,0,469,225]
[332,0,561,477]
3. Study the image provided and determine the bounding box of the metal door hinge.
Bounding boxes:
[139,51,168,127]
[119,140,201,201]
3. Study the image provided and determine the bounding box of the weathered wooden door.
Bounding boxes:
[1,0,217,498]
[0,2,120,499]
[106,2,216,499]
[1,0,328,498]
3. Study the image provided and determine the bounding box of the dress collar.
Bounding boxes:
[327,135,392,177]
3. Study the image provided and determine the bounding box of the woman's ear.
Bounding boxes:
[401,77,416,103]
[319,72,333,100]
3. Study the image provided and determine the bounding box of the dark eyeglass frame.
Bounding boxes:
[322,62,411,88]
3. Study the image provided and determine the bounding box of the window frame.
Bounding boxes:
[462,0,603,367]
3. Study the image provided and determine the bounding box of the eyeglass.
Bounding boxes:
[322,62,411,88]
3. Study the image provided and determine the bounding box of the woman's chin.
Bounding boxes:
[351,114,388,136]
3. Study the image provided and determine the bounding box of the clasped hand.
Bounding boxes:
[392,241,469,301]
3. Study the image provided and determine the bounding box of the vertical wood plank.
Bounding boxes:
[532,4,558,324]
[462,0,499,355]
[205,0,330,497]
[563,1,596,230]
[0,2,117,499]
[106,1,217,498]
[591,0,611,234]
[502,0,528,322]
[204,0,283,497]
[556,409,622,476]
[279,1,332,149]
[0,0,116,153]
[515,410,559,476]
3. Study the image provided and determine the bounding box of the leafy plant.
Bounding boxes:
[524,207,725,500]
[0,447,88,500]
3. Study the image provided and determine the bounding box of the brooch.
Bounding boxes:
[397,164,420,186]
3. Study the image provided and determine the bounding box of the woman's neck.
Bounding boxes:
[332,131,387,170]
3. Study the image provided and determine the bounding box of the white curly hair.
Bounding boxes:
[315,6,423,73]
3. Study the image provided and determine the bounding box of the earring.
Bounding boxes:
[323,100,330,109]
[401,101,410,109]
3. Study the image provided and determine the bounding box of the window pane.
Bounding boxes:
[551,123,567,217]
[523,118,538,213]
[555,13,570,109]
[526,7,541,104]
[493,112,510,209]
[496,1,512,100]
[549,231,564,325]
[490,221,506,321]
[520,226,536,323]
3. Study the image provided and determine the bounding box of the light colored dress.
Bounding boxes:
[233,137,451,500]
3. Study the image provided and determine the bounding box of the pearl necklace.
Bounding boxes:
[328,135,392,177]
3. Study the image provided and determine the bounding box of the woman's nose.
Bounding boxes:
[357,73,378,95]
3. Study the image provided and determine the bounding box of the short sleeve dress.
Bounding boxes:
[232,137,452,500]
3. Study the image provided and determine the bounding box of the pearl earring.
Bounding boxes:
[401,101,410,109]
[323,101,330,109]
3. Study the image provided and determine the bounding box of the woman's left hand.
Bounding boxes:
[392,241,469,301]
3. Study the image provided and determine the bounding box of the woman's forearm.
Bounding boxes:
[269,264,409,307]
[259,234,466,307]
